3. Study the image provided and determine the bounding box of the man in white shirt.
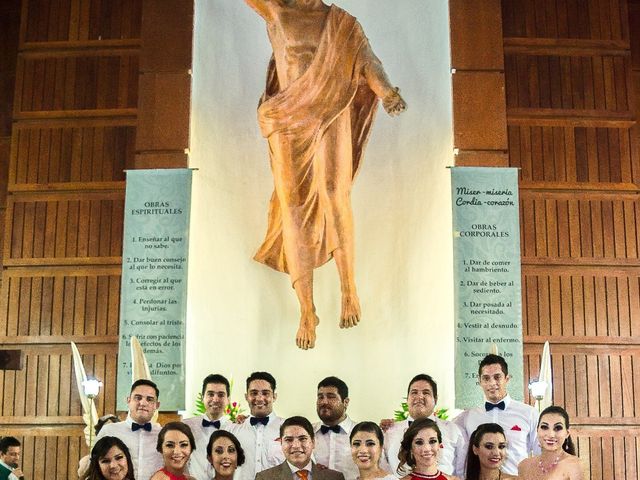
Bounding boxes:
[453,354,539,475]
[227,371,284,480]
[312,376,358,480]
[384,374,465,477]
[0,437,23,480]
[183,374,233,480]
[255,416,344,480]
[96,379,163,479]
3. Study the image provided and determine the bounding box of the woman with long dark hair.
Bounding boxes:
[86,436,135,480]
[207,430,245,480]
[518,406,583,479]
[464,423,516,480]
[397,418,460,480]
[150,422,196,480]
[349,421,394,480]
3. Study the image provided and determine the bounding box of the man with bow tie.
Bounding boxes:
[383,374,465,477]
[312,377,358,480]
[183,374,232,480]
[228,372,284,480]
[454,354,540,475]
[95,379,163,479]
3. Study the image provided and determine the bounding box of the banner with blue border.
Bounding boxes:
[451,167,523,408]
[117,169,192,410]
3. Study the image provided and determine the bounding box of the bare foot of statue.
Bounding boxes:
[340,292,361,328]
[296,310,320,350]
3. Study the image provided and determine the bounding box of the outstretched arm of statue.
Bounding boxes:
[244,0,284,21]
[361,43,407,116]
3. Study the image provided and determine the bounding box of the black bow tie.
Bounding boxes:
[320,424,341,434]
[202,419,221,429]
[250,416,269,426]
[485,401,506,411]
[131,422,152,432]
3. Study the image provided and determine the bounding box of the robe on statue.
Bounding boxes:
[254,5,379,286]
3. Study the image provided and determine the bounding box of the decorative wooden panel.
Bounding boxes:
[0,344,118,419]
[502,0,629,40]
[9,122,134,188]
[519,192,640,259]
[23,0,142,43]
[4,193,125,262]
[522,269,640,339]
[15,54,139,114]
[0,0,143,477]
[501,0,639,479]
[0,267,122,337]
[510,126,638,183]
[505,54,632,111]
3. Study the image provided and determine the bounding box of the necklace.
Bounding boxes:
[410,472,442,479]
[538,455,561,474]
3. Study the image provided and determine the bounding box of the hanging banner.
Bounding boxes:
[117,169,192,410]
[451,167,523,409]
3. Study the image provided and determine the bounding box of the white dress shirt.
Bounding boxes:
[453,394,540,475]
[0,460,19,480]
[183,414,231,480]
[96,415,163,480]
[227,412,284,480]
[383,416,465,477]
[312,416,358,480]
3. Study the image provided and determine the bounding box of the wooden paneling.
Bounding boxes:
[22,0,142,43]
[519,192,640,259]
[0,1,145,477]
[0,268,122,338]
[4,193,125,262]
[497,0,640,478]
[502,0,629,40]
[9,122,135,188]
[450,0,507,165]
[15,54,139,113]
[510,126,637,183]
[0,0,192,477]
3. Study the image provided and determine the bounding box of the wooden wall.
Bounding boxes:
[0,0,192,477]
[452,1,640,479]
[1,0,638,478]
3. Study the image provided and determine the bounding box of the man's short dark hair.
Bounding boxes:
[317,376,348,400]
[0,436,20,454]
[202,374,231,396]
[478,354,509,376]
[280,416,314,440]
[407,374,438,400]
[246,371,276,391]
[130,379,159,398]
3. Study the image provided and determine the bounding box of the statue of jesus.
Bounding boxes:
[245,0,407,349]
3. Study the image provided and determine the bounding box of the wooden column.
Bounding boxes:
[450,0,509,166]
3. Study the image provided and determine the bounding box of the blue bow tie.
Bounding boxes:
[320,424,341,434]
[485,401,506,411]
[250,416,269,426]
[202,419,221,429]
[131,422,152,432]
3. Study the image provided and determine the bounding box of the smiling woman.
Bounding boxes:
[150,422,197,480]
[517,406,584,480]
[398,418,460,480]
[464,424,517,480]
